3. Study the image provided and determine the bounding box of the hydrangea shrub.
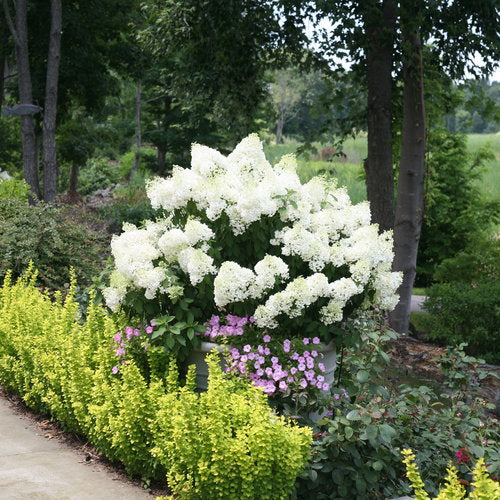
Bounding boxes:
[104,134,401,340]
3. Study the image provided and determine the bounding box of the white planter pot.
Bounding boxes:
[318,340,337,387]
[186,341,226,390]
[187,340,337,395]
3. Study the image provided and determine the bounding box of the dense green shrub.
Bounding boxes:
[422,235,500,364]
[0,176,30,201]
[0,200,108,289]
[294,329,499,499]
[417,129,499,286]
[98,170,157,231]
[422,280,500,364]
[78,157,122,195]
[118,147,157,178]
[0,269,311,495]
[434,235,499,284]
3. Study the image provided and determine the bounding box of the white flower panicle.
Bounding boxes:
[214,262,256,307]
[105,134,402,325]
[178,247,217,286]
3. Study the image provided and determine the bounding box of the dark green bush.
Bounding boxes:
[421,235,500,364]
[78,158,122,195]
[417,129,499,286]
[422,280,500,364]
[294,328,499,499]
[98,171,157,231]
[0,200,108,289]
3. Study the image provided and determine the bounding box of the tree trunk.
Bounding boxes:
[157,145,166,174]
[4,0,40,201]
[68,163,78,194]
[42,0,62,202]
[130,81,141,180]
[390,25,426,334]
[276,108,285,144]
[363,0,396,232]
[0,18,8,110]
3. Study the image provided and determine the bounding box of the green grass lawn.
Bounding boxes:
[467,133,500,202]
[264,133,499,206]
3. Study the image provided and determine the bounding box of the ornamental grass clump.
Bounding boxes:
[103,134,401,345]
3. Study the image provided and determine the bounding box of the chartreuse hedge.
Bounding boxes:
[0,267,311,499]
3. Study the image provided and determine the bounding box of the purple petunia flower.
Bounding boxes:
[283,339,291,353]
[263,334,271,343]
[112,366,119,374]
[243,344,251,352]
[113,332,122,343]
[312,337,320,344]
[300,379,307,388]
[303,338,310,345]
[145,326,153,334]
[279,381,288,391]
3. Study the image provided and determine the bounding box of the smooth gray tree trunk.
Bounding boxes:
[390,25,426,334]
[363,0,396,232]
[3,0,40,201]
[42,0,62,202]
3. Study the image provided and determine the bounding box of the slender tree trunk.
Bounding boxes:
[363,0,396,232]
[157,145,166,173]
[68,163,78,194]
[276,108,285,144]
[130,80,141,180]
[4,0,40,201]
[43,0,62,202]
[390,25,426,334]
[0,19,8,110]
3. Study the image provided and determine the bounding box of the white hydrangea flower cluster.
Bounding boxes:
[104,134,402,326]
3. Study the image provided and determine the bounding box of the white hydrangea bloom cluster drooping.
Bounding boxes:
[104,134,402,325]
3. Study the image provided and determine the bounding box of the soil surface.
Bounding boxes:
[388,334,500,414]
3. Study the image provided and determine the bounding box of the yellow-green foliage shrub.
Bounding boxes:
[0,267,311,496]
[402,449,500,500]
[152,353,312,500]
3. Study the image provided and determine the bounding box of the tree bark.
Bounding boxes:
[363,0,396,232]
[390,24,426,334]
[276,107,285,144]
[68,163,79,194]
[0,18,8,110]
[4,0,41,201]
[130,80,141,180]
[157,145,166,174]
[42,0,62,202]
